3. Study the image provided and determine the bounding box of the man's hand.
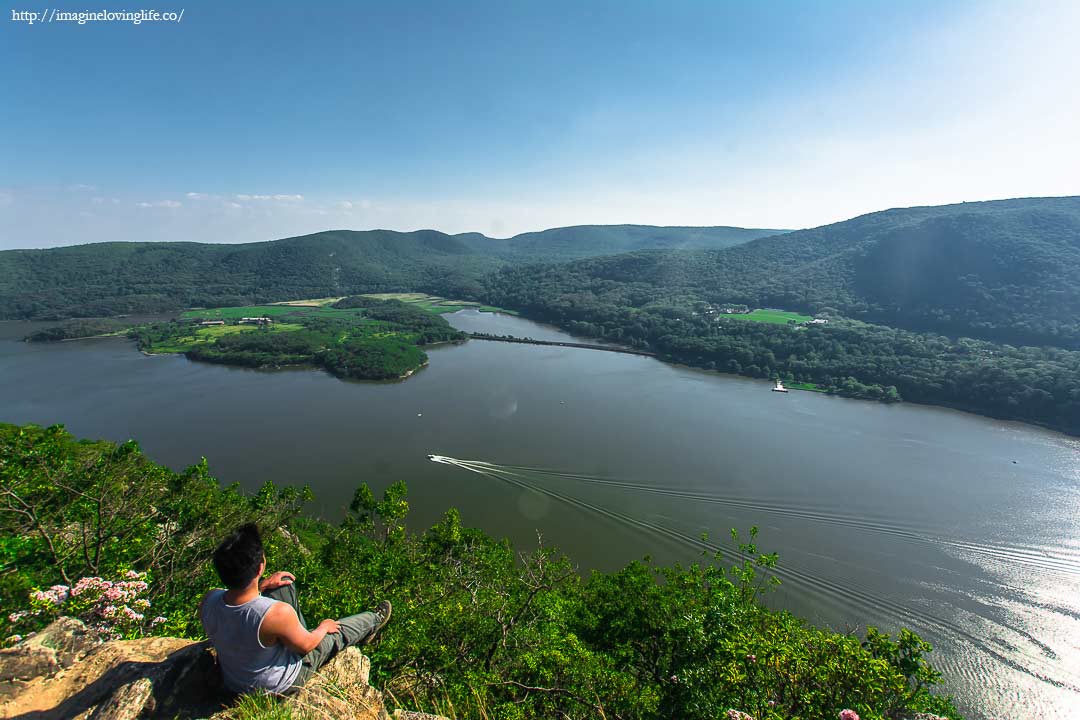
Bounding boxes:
[258,571,295,593]
[317,619,341,634]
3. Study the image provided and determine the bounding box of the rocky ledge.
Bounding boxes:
[0,618,448,720]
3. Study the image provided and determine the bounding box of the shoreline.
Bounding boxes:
[493,310,1080,439]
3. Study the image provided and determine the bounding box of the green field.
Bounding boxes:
[146,321,306,353]
[268,297,344,307]
[360,293,518,316]
[785,381,827,392]
[134,297,467,380]
[726,308,813,325]
[181,305,305,320]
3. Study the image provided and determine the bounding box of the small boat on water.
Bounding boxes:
[772,379,789,393]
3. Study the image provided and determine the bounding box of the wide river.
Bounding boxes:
[1,311,1078,720]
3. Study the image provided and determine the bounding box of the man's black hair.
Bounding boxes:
[213,523,264,590]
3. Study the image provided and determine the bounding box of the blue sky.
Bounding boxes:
[2,0,1078,248]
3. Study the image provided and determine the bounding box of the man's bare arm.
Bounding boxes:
[260,602,340,655]
[258,571,295,593]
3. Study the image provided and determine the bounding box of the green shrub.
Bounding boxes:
[0,423,962,719]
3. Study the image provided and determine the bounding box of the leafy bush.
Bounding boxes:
[7,571,166,643]
[0,423,308,637]
[0,423,963,719]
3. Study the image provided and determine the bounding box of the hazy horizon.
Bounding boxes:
[3,0,1078,249]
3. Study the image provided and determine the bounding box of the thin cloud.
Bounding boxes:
[136,200,182,208]
[234,193,304,202]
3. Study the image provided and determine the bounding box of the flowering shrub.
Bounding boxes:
[8,571,166,642]
[2,425,967,719]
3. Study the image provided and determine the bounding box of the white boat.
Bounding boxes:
[772,379,789,393]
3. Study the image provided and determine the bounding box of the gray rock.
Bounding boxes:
[88,678,153,720]
[0,620,401,720]
[0,644,60,684]
[392,711,451,720]
[0,617,99,686]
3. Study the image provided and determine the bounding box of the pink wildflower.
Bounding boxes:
[121,606,144,622]
[71,577,108,597]
[151,616,166,625]
[32,585,70,606]
[839,710,860,720]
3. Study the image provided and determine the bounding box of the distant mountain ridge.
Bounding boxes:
[485,197,1080,348]
[0,224,780,320]
[4,197,1079,349]
[467,224,786,261]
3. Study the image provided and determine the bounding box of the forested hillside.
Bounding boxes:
[466,224,783,262]
[487,197,1080,348]
[477,198,1080,435]
[0,225,778,320]
[0,231,499,319]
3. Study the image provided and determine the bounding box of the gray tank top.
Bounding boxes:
[200,589,303,694]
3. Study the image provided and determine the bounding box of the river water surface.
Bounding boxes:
[1,311,1078,720]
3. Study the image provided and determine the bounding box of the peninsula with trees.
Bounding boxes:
[3,197,1079,434]
[127,296,467,381]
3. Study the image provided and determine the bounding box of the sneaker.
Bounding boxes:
[364,600,392,644]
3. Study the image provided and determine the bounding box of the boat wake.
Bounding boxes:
[427,454,1080,707]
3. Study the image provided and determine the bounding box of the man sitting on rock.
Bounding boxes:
[199,523,392,694]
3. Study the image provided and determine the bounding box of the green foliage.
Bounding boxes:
[23,317,132,341]
[726,309,813,325]
[482,259,1080,435]
[0,424,964,719]
[220,692,301,720]
[8,197,1080,432]
[8,571,163,643]
[0,423,310,637]
[128,299,465,381]
[486,197,1080,348]
[0,226,777,321]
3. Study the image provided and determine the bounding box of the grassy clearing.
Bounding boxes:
[182,306,302,320]
[360,293,519,316]
[268,297,344,307]
[726,308,813,325]
[361,293,432,302]
[148,322,305,353]
[786,381,827,392]
[182,296,519,324]
[183,305,371,322]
